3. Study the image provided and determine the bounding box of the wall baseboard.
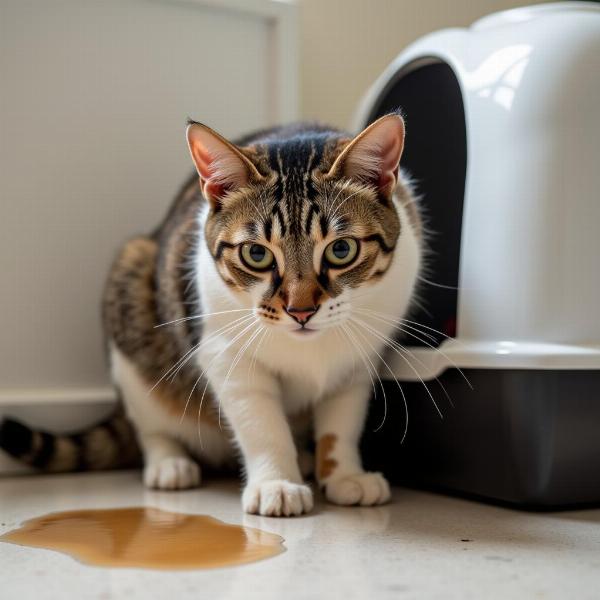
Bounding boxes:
[0,386,117,407]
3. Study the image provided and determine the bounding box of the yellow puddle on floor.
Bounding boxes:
[0,507,284,570]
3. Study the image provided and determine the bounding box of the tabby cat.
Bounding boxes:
[0,114,422,516]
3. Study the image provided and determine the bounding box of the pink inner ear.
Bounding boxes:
[190,143,231,198]
[186,124,251,202]
[190,143,214,181]
[204,179,226,200]
[342,115,405,195]
[377,133,403,191]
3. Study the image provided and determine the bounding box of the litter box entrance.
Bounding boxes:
[365,60,467,347]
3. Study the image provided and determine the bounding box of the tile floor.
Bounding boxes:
[1,471,599,600]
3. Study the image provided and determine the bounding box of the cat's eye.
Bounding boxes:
[240,243,274,271]
[324,238,359,268]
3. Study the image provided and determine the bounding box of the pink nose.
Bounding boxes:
[285,306,318,324]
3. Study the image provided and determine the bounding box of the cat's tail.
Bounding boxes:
[0,408,141,473]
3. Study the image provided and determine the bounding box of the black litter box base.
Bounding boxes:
[361,369,600,509]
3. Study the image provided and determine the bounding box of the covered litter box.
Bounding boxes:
[357,3,600,507]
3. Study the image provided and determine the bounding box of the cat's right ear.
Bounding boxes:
[186,122,263,207]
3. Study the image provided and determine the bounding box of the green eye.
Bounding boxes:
[324,238,359,267]
[240,243,274,271]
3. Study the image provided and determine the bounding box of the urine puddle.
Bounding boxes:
[0,507,284,570]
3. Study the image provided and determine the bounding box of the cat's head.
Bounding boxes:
[186,114,405,338]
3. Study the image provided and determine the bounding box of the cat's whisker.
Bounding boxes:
[400,316,463,343]
[339,323,378,402]
[176,315,257,425]
[327,183,351,223]
[257,188,271,222]
[166,314,255,384]
[383,332,455,409]
[248,326,269,382]
[150,339,203,396]
[359,308,457,343]
[332,211,350,226]
[357,311,455,408]
[345,322,391,433]
[255,330,271,380]
[355,308,439,344]
[329,187,364,222]
[154,308,254,329]
[152,313,255,396]
[348,320,410,438]
[246,196,267,224]
[326,179,351,219]
[220,323,262,395]
[351,316,443,421]
[410,297,434,318]
[217,321,263,428]
[417,275,461,290]
[398,326,473,390]
[357,309,454,408]
[188,318,260,444]
[354,308,473,390]
[399,344,455,409]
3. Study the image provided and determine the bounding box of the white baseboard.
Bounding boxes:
[0,386,117,407]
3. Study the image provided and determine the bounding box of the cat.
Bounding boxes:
[0,113,422,516]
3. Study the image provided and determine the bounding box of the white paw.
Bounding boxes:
[324,472,391,506]
[243,480,313,517]
[143,457,201,490]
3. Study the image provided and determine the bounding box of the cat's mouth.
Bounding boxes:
[290,326,319,336]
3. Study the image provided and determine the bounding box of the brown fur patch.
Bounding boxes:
[316,433,338,480]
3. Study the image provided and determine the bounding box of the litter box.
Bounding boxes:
[356,3,600,508]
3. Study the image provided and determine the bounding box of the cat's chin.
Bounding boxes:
[287,326,321,339]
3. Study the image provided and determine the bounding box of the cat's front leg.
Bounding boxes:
[209,361,313,517]
[314,379,391,506]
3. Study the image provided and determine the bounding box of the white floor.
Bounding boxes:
[1,471,599,600]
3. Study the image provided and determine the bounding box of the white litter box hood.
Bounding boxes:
[356,3,600,381]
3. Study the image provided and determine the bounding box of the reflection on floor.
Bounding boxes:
[1,471,599,600]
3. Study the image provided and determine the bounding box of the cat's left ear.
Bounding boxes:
[186,121,264,206]
[326,113,405,199]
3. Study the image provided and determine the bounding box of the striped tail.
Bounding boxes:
[0,409,141,473]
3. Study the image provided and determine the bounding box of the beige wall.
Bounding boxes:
[0,0,295,400]
[299,0,549,129]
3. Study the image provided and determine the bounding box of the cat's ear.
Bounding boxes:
[186,122,263,206]
[326,113,405,199]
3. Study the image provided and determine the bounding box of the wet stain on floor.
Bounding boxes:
[0,507,284,570]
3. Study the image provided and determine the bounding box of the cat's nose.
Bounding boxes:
[285,305,318,325]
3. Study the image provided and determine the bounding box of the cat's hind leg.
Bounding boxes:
[110,345,201,491]
[139,433,201,490]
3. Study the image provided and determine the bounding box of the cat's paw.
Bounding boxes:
[243,480,313,517]
[143,457,201,490]
[324,472,391,506]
